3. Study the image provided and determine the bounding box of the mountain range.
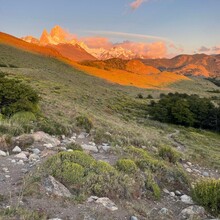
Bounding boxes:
[0,26,218,79]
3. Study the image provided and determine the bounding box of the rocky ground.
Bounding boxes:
[0,131,219,220]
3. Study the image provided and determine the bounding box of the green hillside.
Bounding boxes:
[0,43,220,169]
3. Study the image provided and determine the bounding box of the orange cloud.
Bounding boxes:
[130,0,147,10]
[80,37,113,49]
[116,41,167,58]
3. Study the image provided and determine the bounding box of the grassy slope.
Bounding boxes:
[0,43,220,169]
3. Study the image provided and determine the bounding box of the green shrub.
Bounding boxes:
[75,115,93,133]
[10,111,36,124]
[0,73,40,117]
[125,146,150,160]
[145,171,161,200]
[159,146,181,163]
[136,93,144,99]
[66,142,83,151]
[59,162,85,185]
[116,159,138,174]
[192,179,220,216]
[136,158,165,173]
[92,160,116,175]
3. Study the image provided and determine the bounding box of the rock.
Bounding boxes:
[44,143,54,149]
[148,208,175,220]
[49,219,63,220]
[12,146,22,153]
[0,150,7,157]
[175,190,182,196]
[202,171,209,177]
[170,192,175,197]
[179,205,206,220]
[186,168,192,173]
[44,175,72,198]
[186,162,192,166]
[95,197,118,211]
[60,147,67,151]
[61,135,65,140]
[130,216,138,220]
[163,188,170,194]
[15,152,28,160]
[17,160,24,165]
[87,196,99,203]
[29,153,40,161]
[11,159,16,163]
[180,195,194,204]
[101,143,111,152]
[2,167,9,173]
[78,132,89,139]
[32,148,41,155]
[67,149,73,152]
[32,131,60,147]
[81,144,98,153]
[12,134,34,149]
[5,175,10,178]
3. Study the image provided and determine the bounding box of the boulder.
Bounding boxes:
[179,205,206,220]
[95,197,118,211]
[14,152,28,160]
[44,175,72,198]
[81,144,98,153]
[180,195,194,204]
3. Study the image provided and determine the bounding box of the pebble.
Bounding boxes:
[0,150,7,157]
[15,152,28,160]
[17,160,24,165]
[180,195,194,204]
[44,143,54,149]
[163,188,170,194]
[159,208,169,214]
[12,146,22,153]
[170,192,175,197]
[186,168,192,173]
[5,175,10,178]
[130,216,138,220]
[32,148,41,155]
[175,190,182,196]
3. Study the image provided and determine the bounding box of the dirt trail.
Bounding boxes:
[167,129,186,152]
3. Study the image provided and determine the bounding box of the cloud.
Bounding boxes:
[130,0,147,10]
[85,30,170,42]
[198,46,210,52]
[80,37,112,49]
[114,41,167,58]
[196,45,220,54]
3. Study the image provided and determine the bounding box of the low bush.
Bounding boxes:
[116,159,138,174]
[75,115,93,133]
[10,111,36,124]
[192,179,220,216]
[159,146,181,164]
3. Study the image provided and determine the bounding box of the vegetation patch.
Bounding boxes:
[192,179,220,216]
[116,159,138,174]
[75,115,93,133]
[158,146,181,164]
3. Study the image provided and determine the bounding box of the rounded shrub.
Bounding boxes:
[116,159,138,174]
[75,115,93,133]
[192,179,220,216]
[136,158,165,173]
[60,162,85,185]
[92,160,116,175]
[159,146,181,164]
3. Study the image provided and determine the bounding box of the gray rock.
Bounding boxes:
[186,168,192,173]
[130,216,138,220]
[44,175,72,198]
[179,205,205,220]
[29,153,40,161]
[87,196,99,203]
[17,160,24,165]
[95,197,118,211]
[32,148,41,155]
[15,152,28,160]
[78,132,88,139]
[202,171,209,177]
[148,208,175,220]
[0,150,7,157]
[180,195,194,204]
[12,146,22,153]
[81,144,98,153]
[44,143,54,149]
[170,192,175,197]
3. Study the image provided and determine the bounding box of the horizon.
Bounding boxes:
[1,0,220,58]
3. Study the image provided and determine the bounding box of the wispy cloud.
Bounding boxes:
[85,30,171,42]
[130,0,148,10]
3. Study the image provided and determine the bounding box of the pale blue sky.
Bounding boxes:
[0,0,219,55]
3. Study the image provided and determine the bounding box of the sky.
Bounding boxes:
[0,0,220,58]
